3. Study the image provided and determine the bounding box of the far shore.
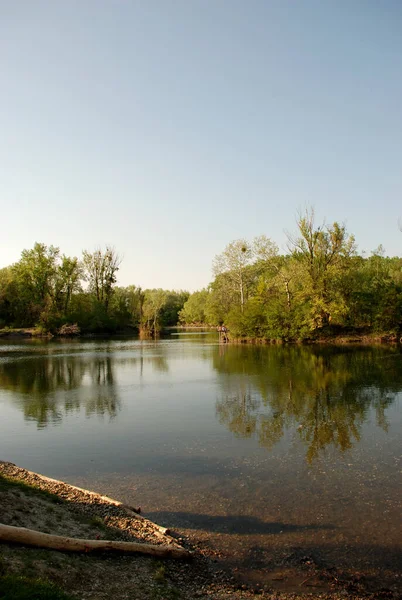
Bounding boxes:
[1,326,401,347]
[228,332,402,345]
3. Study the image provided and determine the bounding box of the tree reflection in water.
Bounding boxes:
[0,348,169,428]
[214,345,400,462]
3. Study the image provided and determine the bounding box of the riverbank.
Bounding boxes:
[1,325,400,346]
[0,328,51,339]
[0,462,381,600]
[228,333,400,345]
[169,324,402,345]
[0,327,138,339]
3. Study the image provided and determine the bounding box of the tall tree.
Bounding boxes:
[82,246,121,312]
[53,256,83,314]
[253,234,294,311]
[288,209,356,329]
[141,289,167,334]
[12,243,60,325]
[179,289,209,324]
[213,239,254,312]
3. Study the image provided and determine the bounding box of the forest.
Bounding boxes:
[1,210,402,339]
[0,244,188,335]
[181,210,402,340]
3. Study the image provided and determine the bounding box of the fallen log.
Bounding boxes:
[0,523,191,560]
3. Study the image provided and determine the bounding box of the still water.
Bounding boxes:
[0,333,401,589]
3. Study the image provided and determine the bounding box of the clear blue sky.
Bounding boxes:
[1,1,402,291]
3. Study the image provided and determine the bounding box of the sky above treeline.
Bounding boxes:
[1,1,402,291]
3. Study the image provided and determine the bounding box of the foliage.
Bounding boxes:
[141,289,167,333]
[11,243,60,326]
[0,242,190,335]
[179,208,401,341]
[213,239,254,312]
[160,291,189,326]
[287,209,356,330]
[109,286,143,329]
[139,289,189,334]
[82,246,121,312]
[178,289,209,324]
[1,208,402,339]
[0,244,83,330]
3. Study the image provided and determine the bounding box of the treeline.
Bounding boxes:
[2,210,402,340]
[179,210,402,340]
[0,243,188,334]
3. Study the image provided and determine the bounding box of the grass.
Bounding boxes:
[0,575,76,600]
[88,515,105,529]
[0,475,63,504]
[0,474,87,598]
[153,561,167,583]
[150,561,181,600]
[0,471,184,600]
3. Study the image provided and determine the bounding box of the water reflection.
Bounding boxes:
[0,344,170,427]
[0,355,119,427]
[1,338,400,592]
[0,341,400,459]
[214,345,400,461]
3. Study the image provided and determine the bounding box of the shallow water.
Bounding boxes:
[0,333,401,590]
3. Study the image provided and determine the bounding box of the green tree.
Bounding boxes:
[0,267,17,326]
[82,246,121,312]
[213,239,254,312]
[179,289,210,324]
[53,256,83,315]
[12,242,60,326]
[288,209,356,331]
[141,289,167,334]
[160,290,189,326]
[110,285,143,329]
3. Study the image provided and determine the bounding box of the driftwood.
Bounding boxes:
[0,523,191,560]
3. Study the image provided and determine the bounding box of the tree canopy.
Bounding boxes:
[1,209,402,339]
[179,210,402,340]
[0,244,188,335]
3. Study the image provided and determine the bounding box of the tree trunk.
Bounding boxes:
[284,279,291,310]
[0,523,190,559]
[239,272,244,313]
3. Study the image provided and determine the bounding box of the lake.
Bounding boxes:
[0,333,401,592]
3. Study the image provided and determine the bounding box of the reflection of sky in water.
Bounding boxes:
[0,336,401,585]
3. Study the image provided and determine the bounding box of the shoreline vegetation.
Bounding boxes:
[0,462,390,600]
[0,326,400,347]
[1,210,402,343]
